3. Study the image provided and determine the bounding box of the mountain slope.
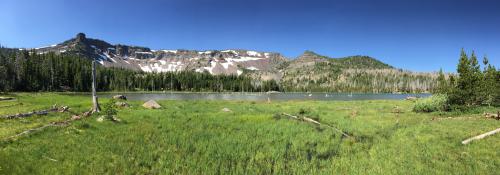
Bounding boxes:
[15,33,440,92]
[280,51,437,92]
[29,33,288,76]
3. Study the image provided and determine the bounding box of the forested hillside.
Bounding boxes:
[0,48,280,92]
[1,47,443,93]
[280,52,440,93]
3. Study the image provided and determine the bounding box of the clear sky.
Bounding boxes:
[1,0,499,72]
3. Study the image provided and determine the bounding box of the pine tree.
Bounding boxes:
[450,49,472,105]
[482,56,498,106]
[436,68,448,94]
[0,63,7,92]
[469,51,483,104]
[496,70,500,105]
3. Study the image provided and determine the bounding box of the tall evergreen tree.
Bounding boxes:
[469,51,483,104]
[450,49,472,105]
[482,56,498,106]
[0,56,7,92]
[436,68,448,94]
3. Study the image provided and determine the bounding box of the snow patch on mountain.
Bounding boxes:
[264,53,270,58]
[246,66,259,70]
[247,51,261,57]
[222,50,238,55]
[161,50,177,54]
[221,62,234,69]
[198,51,213,55]
[135,51,153,55]
[228,57,263,62]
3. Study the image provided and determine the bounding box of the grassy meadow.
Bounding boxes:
[0,93,499,174]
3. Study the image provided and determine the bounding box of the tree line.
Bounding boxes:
[436,49,500,107]
[0,48,280,92]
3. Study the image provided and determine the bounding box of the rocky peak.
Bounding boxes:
[297,50,328,62]
[76,33,86,42]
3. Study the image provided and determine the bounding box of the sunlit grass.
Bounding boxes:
[0,93,498,174]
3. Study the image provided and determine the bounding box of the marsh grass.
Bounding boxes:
[0,93,498,174]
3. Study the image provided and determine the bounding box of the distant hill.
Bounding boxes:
[280,51,437,92]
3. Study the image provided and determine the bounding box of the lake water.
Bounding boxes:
[100,92,431,101]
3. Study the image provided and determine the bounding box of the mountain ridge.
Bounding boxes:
[11,33,440,92]
[20,33,396,74]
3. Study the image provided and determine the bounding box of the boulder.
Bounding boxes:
[113,95,127,100]
[142,100,161,109]
[222,108,232,112]
[115,101,129,107]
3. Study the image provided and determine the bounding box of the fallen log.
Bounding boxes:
[303,116,321,125]
[282,113,298,119]
[5,109,93,141]
[483,112,500,120]
[7,124,54,139]
[1,109,56,119]
[282,113,351,138]
[461,128,500,145]
[0,97,15,101]
[1,105,69,119]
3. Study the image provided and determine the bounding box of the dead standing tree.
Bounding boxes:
[92,60,101,112]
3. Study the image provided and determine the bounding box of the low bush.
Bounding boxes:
[103,99,118,120]
[413,94,449,112]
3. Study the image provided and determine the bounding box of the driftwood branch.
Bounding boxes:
[1,105,69,119]
[0,97,14,101]
[4,109,93,141]
[461,128,500,145]
[483,112,500,120]
[1,108,57,119]
[7,124,54,139]
[282,113,351,138]
[282,113,298,119]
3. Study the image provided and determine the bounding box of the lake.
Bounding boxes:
[100,92,431,101]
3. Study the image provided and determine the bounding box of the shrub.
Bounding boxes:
[413,94,449,113]
[103,99,118,120]
[298,108,310,115]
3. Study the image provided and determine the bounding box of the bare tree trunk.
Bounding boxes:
[92,61,100,113]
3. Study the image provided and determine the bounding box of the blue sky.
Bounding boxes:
[1,0,499,72]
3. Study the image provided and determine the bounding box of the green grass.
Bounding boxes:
[0,93,499,174]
